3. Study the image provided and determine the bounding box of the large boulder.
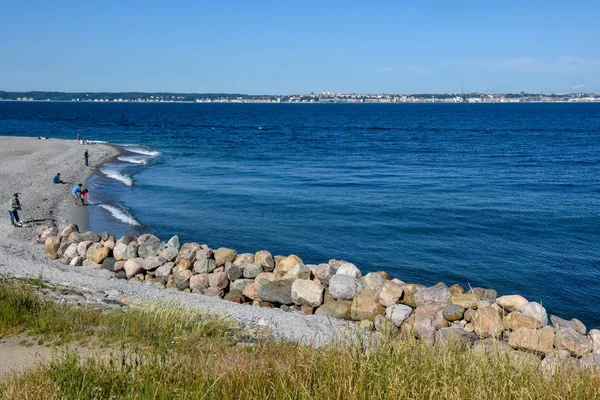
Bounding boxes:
[254,250,275,272]
[138,235,165,259]
[291,280,324,307]
[225,262,242,281]
[413,312,436,344]
[166,235,180,250]
[311,263,336,286]
[208,272,229,290]
[82,259,101,269]
[496,295,528,312]
[174,270,192,290]
[589,329,600,354]
[504,311,543,330]
[124,258,144,279]
[400,284,425,307]
[61,243,79,264]
[44,236,61,259]
[414,284,450,312]
[350,290,384,321]
[119,233,139,245]
[234,253,254,268]
[101,257,117,271]
[282,263,310,280]
[468,287,497,304]
[243,263,264,279]
[508,326,555,356]
[155,262,174,278]
[214,247,237,267]
[85,242,103,260]
[189,274,209,292]
[112,242,127,260]
[359,272,386,292]
[550,315,586,335]
[257,280,293,305]
[328,274,357,301]
[39,225,59,242]
[275,255,303,276]
[448,293,478,309]
[142,256,166,271]
[231,279,254,293]
[472,306,504,338]
[60,223,79,238]
[123,242,139,260]
[385,304,413,327]
[88,246,110,264]
[77,241,93,257]
[195,247,213,261]
[255,272,276,285]
[436,327,478,348]
[193,258,217,274]
[315,299,352,320]
[242,282,260,300]
[521,302,548,326]
[442,305,465,321]
[159,246,179,262]
[336,263,362,278]
[375,280,403,307]
[554,328,593,357]
[68,231,100,244]
[175,242,201,264]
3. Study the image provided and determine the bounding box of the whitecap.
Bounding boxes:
[122,146,161,156]
[118,155,148,165]
[98,204,141,226]
[87,140,108,144]
[100,167,133,186]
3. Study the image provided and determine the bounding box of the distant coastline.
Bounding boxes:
[1,90,599,104]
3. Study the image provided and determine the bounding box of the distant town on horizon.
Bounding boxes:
[1,90,599,104]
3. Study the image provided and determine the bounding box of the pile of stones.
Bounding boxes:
[36,223,600,369]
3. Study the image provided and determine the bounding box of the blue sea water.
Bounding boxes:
[1,101,599,328]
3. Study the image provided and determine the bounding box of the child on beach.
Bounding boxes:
[53,173,64,184]
[81,189,89,205]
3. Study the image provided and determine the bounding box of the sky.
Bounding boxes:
[0,0,598,94]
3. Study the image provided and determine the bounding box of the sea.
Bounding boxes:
[1,101,599,328]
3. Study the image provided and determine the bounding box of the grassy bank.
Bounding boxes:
[0,278,598,399]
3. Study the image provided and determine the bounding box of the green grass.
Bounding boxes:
[0,278,599,399]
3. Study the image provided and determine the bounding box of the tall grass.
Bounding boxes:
[0,278,598,399]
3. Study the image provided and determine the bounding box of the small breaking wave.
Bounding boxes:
[123,146,161,156]
[100,167,133,186]
[118,155,148,165]
[87,140,108,144]
[98,204,140,226]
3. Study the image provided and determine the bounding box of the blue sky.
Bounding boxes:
[1,0,598,94]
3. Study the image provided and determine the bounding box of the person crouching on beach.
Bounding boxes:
[72,183,82,206]
[9,193,22,227]
[53,173,64,184]
[81,189,89,205]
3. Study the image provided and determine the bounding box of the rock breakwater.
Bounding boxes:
[35,222,600,370]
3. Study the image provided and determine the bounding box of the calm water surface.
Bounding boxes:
[1,102,599,327]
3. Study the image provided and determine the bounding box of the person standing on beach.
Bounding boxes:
[72,183,82,206]
[84,150,89,167]
[76,132,81,142]
[8,193,22,227]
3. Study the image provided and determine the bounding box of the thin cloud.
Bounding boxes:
[442,56,600,73]
[365,66,432,74]
[572,84,585,89]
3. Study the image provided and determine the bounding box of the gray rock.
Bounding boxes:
[291,280,324,307]
[155,262,174,278]
[554,328,593,357]
[77,241,93,257]
[442,305,465,321]
[193,258,217,274]
[550,315,586,335]
[166,235,180,250]
[69,256,83,267]
[138,235,165,259]
[115,271,127,279]
[521,302,548,326]
[468,287,497,303]
[62,243,79,263]
[254,250,275,272]
[234,253,255,268]
[82,259,101,269]
[414,284,450,311]
[385,304,413,327]
[74,231,101,243]
[257,280,293,305]
[359,272,386,292]
[225,262,242,281]
[282,263,310,280]
[101,257,117,271]
[123,242,139,260]
[243,263,264,279]
[336,263,362,278]
[436,327,478,348]
[328,274,357,301]
[119,233,139,245]
[311,263,336,286]
[315,299,352,320]
[231,279,254,293]
[98,231,109,241]
[159,246,179,262]
[142,256,166,271]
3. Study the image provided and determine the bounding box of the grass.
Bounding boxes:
[0,278,599,399]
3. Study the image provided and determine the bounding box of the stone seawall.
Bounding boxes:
[37,222,600,370]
